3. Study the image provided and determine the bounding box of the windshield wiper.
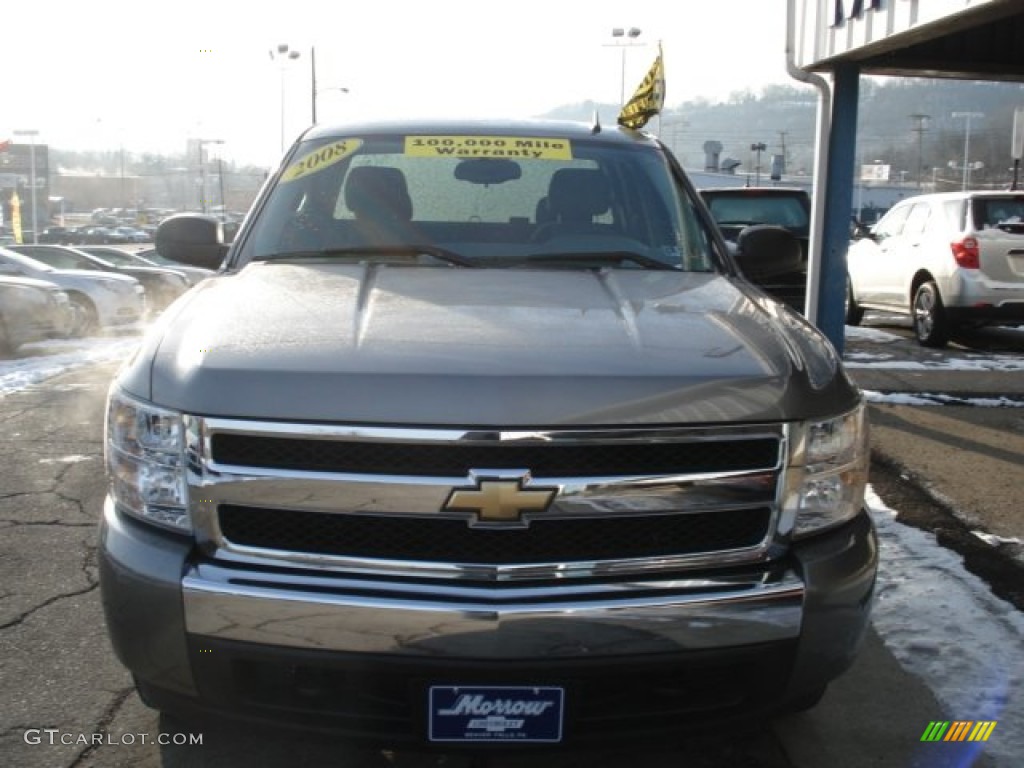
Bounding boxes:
[260,245,478,267]
[524,251,680,270]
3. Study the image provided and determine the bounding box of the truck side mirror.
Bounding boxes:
[733,224,802,279]
[155,214,229,270]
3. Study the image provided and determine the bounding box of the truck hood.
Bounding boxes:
[127,262,858,426]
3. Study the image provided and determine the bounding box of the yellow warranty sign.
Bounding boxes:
[281,139,363,182]
[405,136,572,160]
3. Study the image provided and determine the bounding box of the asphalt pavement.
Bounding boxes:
[845,327,1024,607]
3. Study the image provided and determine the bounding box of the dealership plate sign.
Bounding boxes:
[428,686,565,743]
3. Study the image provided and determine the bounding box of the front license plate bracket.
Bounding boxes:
[428,685,565,743]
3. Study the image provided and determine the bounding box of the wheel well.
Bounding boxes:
[66,290,95,309]
[909,270,936,303]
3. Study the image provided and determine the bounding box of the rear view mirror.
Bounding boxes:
[850,217,874,240]
[454,158,522,186]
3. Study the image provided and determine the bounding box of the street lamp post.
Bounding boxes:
[198,139,225,215]
[607,27,643,107]
[311,45,317,124]
[750,143,767,186]
[951,111,984,191]
[948,159,984,189]
[217,155,226,215]
[909,113,930,189]
[13,129,39,244]
[270,44,301,154]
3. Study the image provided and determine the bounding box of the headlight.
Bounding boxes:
[782,404,869,539]
[104,387,191,533]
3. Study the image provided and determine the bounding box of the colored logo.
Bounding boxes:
[920,721,997,742]
[442,473,557,526]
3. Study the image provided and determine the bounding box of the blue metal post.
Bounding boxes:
[816,64,860,356]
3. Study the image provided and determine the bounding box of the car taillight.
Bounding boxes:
[950,237,980,269]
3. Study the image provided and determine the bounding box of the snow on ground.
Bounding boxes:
[845,324,1024,409]
[868,489,1024,766]
[863,391,1024,407]
[843,325,1024,372]
[0,333,142,395]
[844,325,1024,374]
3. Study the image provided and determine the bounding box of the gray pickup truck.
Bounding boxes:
[99,119,876,748]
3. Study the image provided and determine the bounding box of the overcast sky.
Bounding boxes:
[3,0,794,166]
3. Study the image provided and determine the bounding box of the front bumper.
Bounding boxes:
[99,497,877,744]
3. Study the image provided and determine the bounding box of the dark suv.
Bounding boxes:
[699,186,812,313]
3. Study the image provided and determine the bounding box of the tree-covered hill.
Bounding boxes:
[543,77,1024,189]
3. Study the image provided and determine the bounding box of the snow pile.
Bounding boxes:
[863,391,1024,408]
[868,488,1024,766]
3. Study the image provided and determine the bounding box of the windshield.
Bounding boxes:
[84,248,136,266]
[0,246,54,272]
[705,193,810,236]
[972,196,1024,230]
[19,247,110,270]
[238,132,719,272]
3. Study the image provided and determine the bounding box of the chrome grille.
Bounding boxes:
[191,419,786,578]
[218,504,772,564]
[210,433,780,477]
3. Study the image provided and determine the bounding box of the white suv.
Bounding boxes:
[847,191,1024,346]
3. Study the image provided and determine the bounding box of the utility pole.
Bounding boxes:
[910,114,930,189]
[750,142,766,186]
[952,111,984,191]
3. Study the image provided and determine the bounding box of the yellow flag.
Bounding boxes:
[618,45,666,131]
[11,191,22,244]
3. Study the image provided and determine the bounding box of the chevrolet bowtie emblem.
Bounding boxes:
[443,474,557,526]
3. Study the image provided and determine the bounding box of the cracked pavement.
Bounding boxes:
[0,363,145,768]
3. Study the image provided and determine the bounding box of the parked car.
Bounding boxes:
[0,246,145,336]
[39,226,85,245]
[698,186,811,313]
[111,226,151,243]
[100,118,875,746]
[847,190,1024,346]
[0,274,75,355]
[9,244,189,314]
[79,245,215,288]
[76,226,128,244]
